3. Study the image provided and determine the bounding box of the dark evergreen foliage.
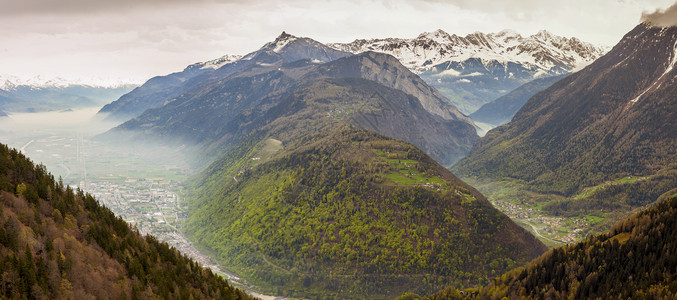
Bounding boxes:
[422,194,677,299]
[0,143,252,299]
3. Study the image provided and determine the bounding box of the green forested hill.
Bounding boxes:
[185,114,546,298]
[0,143,251,299]
[424,193,677,299]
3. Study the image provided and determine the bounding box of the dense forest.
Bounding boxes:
[186,125,545,298]
[420,193,677,299]
[0,143,251,299]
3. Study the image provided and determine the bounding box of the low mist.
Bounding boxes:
[0,107,193,186]
[0,107,119,137]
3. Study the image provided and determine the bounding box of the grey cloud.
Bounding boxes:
[0,0,264,16]
[641,2,677,26]
[420,0,544,13]
[0,0,664,82]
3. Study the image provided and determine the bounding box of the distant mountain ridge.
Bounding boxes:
[98,32,351,122]
[97,54,243,121]
[0,76,136,113]
[0,74,140,90]
[330,29,606,113]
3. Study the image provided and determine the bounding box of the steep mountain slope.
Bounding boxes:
[330,29,605,113]
[0,143,251,299]
[98,32,350,122]
[426,192,677,299]
[185,90,546,298]
[454,23,677,215]
[469,74,565,126]
[103,34,478,167]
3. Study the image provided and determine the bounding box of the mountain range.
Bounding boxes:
[330,29,606,113]
[101,32,478,167]
[454,22,677,221]
[0,76,136,113]
[98,29,604,124]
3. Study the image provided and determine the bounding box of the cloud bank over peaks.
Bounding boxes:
[641,2,677,27]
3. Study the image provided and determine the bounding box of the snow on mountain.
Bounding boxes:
[0,74,138,113]
[0,74,141,90]
[242,31,350,63]
[330,29,605,76]
[330,29,607,113]
[185,54,243,71]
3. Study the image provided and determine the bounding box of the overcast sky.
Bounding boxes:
[1,0,675,84]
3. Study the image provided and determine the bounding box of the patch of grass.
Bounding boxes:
[609,232,631,244]
[585,215,604,224]
[574,176,648,199]
[377,150,445,187]
[386,172,419,184]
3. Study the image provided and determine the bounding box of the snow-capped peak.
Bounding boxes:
[534,30,554,41]
[417,29,453,43]
[260,31,300,53]
[239,32,350,64]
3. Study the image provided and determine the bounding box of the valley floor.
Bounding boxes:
[463,177,655,248]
